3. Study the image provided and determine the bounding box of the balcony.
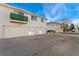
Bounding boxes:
[10,12,28,24]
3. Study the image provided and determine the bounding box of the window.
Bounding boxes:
[41,18,44,22]
[31,16,37,21]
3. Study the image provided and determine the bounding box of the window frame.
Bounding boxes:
[31,15,37,21]
[41,18,44,22]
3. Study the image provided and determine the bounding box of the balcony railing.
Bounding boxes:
[10,12,28,23]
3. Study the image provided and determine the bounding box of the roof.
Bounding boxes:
[47,22,64,25]
[1,3,47,20]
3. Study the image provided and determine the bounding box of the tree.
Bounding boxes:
[78,26,79,29]
[70,24,75,31]
[62,23,69,32]
[62,17,71,32]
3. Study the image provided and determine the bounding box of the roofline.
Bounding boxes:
[47,22,63,25]
[1,3,47,20]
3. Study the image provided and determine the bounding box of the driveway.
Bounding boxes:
[0,34,79,56]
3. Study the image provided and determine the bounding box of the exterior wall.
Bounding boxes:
[0,26,3,39]
[0,4,47,39]
[74,27,79,32]
[47,24,63,32]
[0,5,11,26]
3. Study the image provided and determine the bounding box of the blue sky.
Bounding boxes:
[8,3,79,24]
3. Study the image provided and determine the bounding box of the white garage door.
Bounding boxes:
[3,26,30,38]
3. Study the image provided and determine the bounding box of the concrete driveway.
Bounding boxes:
[0,34,79,56]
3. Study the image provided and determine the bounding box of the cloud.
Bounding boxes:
[72,19,79,28]
[43,3,69,22]
[43,3,79,22]
[72,19,79,25]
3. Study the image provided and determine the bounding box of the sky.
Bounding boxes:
[8,3,79,26]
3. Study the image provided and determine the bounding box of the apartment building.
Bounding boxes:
[47,22,63,32]
[0,4,47,39]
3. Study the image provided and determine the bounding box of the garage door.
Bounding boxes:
[3,26,30,38]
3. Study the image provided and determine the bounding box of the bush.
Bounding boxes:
[47,30,56,34]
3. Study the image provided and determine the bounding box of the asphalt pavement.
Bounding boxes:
[0,34,79,56]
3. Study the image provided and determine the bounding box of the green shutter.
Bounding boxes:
[23,16,28,21]
[10,13,19,20]
[10,12,28,22]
